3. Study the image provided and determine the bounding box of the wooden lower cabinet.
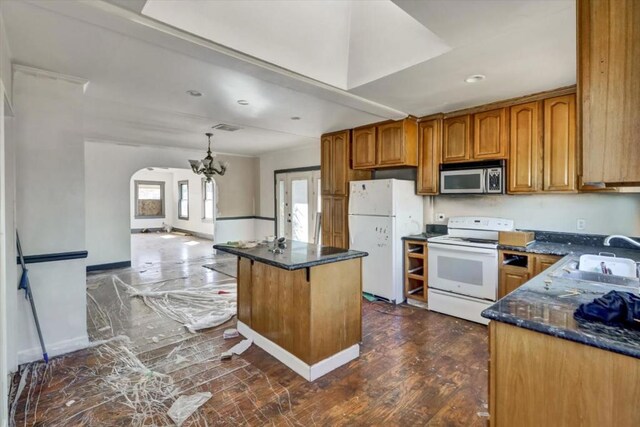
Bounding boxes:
[498,250,561,299]
[489,321,640,426]
[404,240,428,302]
[321,196,348,249]
[498,267,530,299]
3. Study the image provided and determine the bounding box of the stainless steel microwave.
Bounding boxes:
[440,160,505,194]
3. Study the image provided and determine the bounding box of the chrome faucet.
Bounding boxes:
[603,235,640,249]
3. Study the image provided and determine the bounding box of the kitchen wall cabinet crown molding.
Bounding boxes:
[578,0,640,185]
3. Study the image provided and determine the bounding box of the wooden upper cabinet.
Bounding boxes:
[352,126,377,169]
[579,0,640,185]
[442,116,471,163]
[473,108,508,159]
[417,118,441,195]
[331,131,349,196]
[543,94,577,192]
[509,102,542,193]
[377,118,418,167]
[320,135,333,195]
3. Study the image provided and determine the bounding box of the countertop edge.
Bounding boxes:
[213,245,368,271]
[482,308,640,359]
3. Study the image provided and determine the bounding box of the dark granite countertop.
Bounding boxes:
[498,241,634,257]
[482,247,640,359]
[213,241,368,271]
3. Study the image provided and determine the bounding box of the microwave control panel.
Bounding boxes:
[486,168,503,193]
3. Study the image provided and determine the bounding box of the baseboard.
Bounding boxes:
[130,227,164,233]
[171,227,214,240]
[87,261,131,272]
[17,334,89,365]
[237,321,359,381]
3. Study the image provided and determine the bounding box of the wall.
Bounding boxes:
[427,193,640,235]
[13,70,89,364]
[130,169,174,230]
[85,142,257,267]
[257,143,320,238]
[170,168,215,237]
[0,32,15,423]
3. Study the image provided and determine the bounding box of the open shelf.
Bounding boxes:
[404,240,428,303]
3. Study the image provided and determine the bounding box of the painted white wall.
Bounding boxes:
[13,70,89,364]
[0,63,16,427]
[0,7,12,105]
[170,168,215,237]
[258,143,320,218]
[427,193,640,235]
[130,169,174,230]
[85,142,257,266]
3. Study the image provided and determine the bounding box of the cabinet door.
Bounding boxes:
[509,102,542,193]
[473,108,509,159]
[332,131,349,196]
[533,255,561,276]
[580,0,640,184]
[499,268,530,299]
[352,126,377,169]
[321,135,333,195]
[417,118,441,195]
[377,121,404,166]
[321,196,333,246]
[543,95,576,192]
[331,197,348,249]
[442,116,471,163]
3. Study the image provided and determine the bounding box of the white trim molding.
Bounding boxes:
[237,321,359,382]
[13,64,90,93]
[17,334,89,365]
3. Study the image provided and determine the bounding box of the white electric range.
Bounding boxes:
[427,216,514,324]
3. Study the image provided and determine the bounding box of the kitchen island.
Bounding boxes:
[482,247,640,426]
[214,241,368,381]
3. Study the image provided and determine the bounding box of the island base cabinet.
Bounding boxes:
[236,257,362,380]
[489,321,640,426]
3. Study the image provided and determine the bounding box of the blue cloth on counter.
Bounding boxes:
[574,291,640,328]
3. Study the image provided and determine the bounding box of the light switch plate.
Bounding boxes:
[577,219,586,230]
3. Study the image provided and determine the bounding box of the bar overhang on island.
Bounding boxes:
[214,241,368,381]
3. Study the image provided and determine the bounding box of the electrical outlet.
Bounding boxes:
[436,213,446,222]
[576,219,586,230]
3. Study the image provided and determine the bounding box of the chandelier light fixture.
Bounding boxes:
[189,133,228,181]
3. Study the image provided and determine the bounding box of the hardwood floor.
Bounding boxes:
[9,236,488,426]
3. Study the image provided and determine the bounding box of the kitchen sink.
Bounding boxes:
[550,258,640,288]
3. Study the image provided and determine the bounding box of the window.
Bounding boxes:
[134,181,165,218]
[202,179,214,220]
[178,180,189,220]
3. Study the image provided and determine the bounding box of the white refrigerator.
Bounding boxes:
[348,179,424,303]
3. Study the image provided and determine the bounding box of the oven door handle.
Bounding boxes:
[428,242,498,256]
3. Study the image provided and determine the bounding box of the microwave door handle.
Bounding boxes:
[481,169,487,193]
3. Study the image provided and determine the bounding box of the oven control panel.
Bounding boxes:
[447,216,514,232]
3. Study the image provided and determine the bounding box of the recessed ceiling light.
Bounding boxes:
[465,74,486,83]
[290,116,301,120]
[237,100,249,105]
[186,90,202,97]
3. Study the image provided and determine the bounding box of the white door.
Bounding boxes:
[427,243,498,301]
[349,214,399,302]
[275,170,320,243]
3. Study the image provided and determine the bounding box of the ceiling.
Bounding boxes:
[2,0,576,156]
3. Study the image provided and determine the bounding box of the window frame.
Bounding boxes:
[202,178,215,221]
[134,180,165,219]
[178,180,189,220]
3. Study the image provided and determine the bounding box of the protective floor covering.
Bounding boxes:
[9,254,490,426]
